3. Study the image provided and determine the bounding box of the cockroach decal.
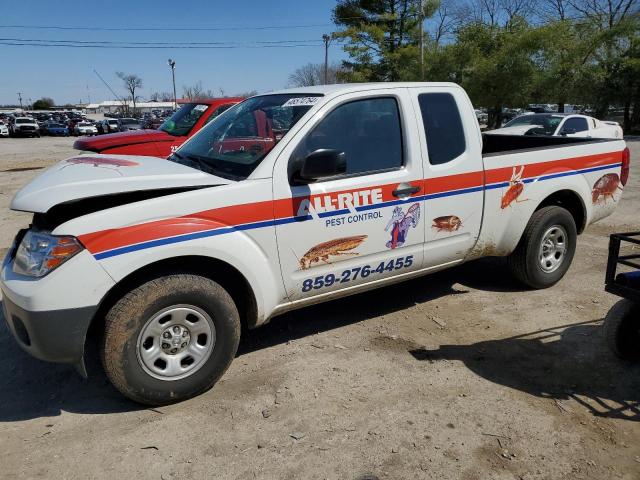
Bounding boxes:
[60,157,139,176]
[592,173,622,204]
[298,235,367,270]
[501,165,528,209]
[432,215,463,232]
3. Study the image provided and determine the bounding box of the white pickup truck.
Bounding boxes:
[1,83,630,405]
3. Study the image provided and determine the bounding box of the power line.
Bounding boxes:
[0,14,412,32]
[0,37,321,46]
[0,23,334,32]
[0,41,324,49]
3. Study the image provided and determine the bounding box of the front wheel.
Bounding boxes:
[604,299,640,361]
[507,206,577,289]
[101,274,241,405]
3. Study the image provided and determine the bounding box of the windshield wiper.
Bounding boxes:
[184,154,216,174]
[184,154,243,181]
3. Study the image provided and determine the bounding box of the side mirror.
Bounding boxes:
[560,128,576,136]
[298,149,346,182]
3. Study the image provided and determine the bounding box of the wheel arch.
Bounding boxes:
[86,255,259,353]
[534,188,587,234]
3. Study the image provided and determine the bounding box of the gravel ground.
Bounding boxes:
[0,136,638,480]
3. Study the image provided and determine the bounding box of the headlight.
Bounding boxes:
[13,230,83,277]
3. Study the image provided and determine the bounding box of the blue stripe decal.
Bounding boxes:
[94,162,621,260]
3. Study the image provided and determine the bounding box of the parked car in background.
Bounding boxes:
[74,98,243,158]
[43,123,70,136]
[141,115,164,130]
[96,118,120,134]
[475,109,488,125]
[10,117,40,137]
[117,118,142,132]
[74,122,98,136]
[0,122,9,137]
[487,113,623,139]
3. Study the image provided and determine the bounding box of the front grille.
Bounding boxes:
[19,126,36,131]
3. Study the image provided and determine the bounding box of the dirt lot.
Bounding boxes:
[0,136,638,480]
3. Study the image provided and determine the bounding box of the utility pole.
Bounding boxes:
[17,92,23,110]
[322,34,331,85]
[168,59,177,110]
[419,0,425,80]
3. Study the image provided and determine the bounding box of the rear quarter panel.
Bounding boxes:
[473,140,626,258]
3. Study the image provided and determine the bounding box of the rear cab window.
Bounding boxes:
[417,93,466,165]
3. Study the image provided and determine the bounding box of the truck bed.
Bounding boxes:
[482,133,618,157]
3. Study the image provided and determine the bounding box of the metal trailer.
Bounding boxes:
[604,231,640,360]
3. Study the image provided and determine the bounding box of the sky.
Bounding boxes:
[0,0,347,105]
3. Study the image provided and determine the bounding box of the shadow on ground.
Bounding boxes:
[238,257,518,355]
[0,258,522,422]
[411,320,640,421]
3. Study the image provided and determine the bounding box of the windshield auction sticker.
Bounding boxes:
[282,97,321,107]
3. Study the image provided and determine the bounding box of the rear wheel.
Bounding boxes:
[604,299,640,361]
[101,274,241,405]
[507,206,577,289]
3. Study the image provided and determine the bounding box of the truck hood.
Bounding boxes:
[11,154,230,213]
[485,125,545,136]
[73,129,175,152]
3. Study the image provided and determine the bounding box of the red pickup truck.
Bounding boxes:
[74,98,243,158]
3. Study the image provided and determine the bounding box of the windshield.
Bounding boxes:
[16,119,32,124]
[48,123,64,128]
[120,118,138,125]
[160,103,209,137]
[169,94,321,180]
[504,114,563,134]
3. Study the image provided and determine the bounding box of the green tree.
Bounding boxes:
[333,0,439,82]
[32,97,55,110]
[428,18,542,127]
[530,20,602,112]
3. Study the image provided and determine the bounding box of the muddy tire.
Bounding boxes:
[101,274,240,405]
[507,206,577,289]
[603,299,640,361]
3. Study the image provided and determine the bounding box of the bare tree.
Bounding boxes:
[149,91,174,102]
[288,63,341,87]
[500,0,534,22]
[182,81,205,101]
[234,90,258,98]
[568,0,638,28]
[538,0,573,20]
[116,72,142,115]
[430,0,463,46]
[183,81,222,100]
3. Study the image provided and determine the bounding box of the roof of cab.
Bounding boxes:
[177,97,244,106]
[265,82,462,99]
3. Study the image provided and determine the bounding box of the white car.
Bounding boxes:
[0,122,8,137]
[74,122,98,136]
[488,113,623,139]
[1,83,629,405]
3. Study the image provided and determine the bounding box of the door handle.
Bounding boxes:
[392,183,420,198]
